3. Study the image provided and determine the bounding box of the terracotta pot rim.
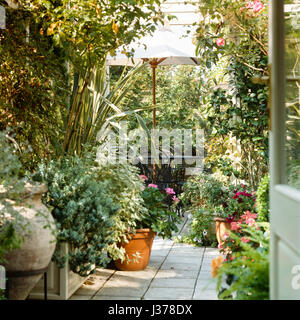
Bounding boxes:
[214,217,228,222]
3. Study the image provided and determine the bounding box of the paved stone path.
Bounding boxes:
[70,217,220,300]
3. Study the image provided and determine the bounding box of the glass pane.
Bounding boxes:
[285,1,300,189]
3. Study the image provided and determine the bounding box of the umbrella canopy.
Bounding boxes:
[106,25,200,126]
[107,25,200,67]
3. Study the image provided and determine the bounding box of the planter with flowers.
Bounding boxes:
[214,184,257,247]
[211,209,270,300]
[114,176,181,271]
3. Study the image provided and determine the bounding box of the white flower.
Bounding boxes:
[198,239,202,244]
[203,230,207,236]
[188,213,193,219]
[263,231,270,239]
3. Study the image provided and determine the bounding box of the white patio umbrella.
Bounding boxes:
[106,24,200,128]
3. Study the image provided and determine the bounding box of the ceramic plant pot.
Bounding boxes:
[114,228,156,271]
[214,217,231,245]
[2,183,56,300]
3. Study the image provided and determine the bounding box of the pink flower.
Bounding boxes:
[245,217,256,226]
[165,187,176,195]
[222,232,230,241]
[231,222,241,231]
[241,237,250,243]
[246,1,254,9]
[172,195,179,203]
[253,0,264,13]
[216,38,225,47]
[140,174,148,181]
[148,183,158,188]
[241,211,257,220]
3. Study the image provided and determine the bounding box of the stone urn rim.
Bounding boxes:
[0,182,47,199]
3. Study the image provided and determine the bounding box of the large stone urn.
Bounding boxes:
[2,183,56,300]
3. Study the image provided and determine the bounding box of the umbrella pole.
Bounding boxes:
[151,63,157,182]
[152,64,157,128]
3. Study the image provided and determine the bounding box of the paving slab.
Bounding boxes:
[196,279,217,291]
[193,289,219,300]
[198,271,214,280]
[143,287,194,300]
[96,286,148,298]
[160,261,200,271]
[115,268,157,280]
[155,269,199,279]
[93,296,140,300]
[102,274,151,289]
[150,278,196,289]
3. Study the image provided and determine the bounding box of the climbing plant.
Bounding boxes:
[195,0,269,188]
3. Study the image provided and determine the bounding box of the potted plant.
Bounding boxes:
[114,178,181,271]
[0,132,56,300]
[214,184,257,246]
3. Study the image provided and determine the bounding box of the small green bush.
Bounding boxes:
[93,162,148,262]
[35,156,120,276]
[179,173,226,211]
[256,174,269,222]
[176,208,217,248]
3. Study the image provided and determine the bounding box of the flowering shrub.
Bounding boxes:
[218,185,256,222]
[139,178,181,239]
[218,210,260,256]
[214,221,270,300]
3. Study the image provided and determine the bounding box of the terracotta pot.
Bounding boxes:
[2,183,56,300]
[114,228,156,271]
[214,217,231,245]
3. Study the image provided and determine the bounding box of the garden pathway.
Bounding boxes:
[70,217,220,300]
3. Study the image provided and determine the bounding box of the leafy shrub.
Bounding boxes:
[256,174,269,222]
[91,162,148,262]
[215,222,270,300]
[35,156,120,276]
[176,208,217,247]
[139,184,181,239]
[179,173,226,211]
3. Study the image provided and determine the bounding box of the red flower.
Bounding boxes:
[216,38,225,47]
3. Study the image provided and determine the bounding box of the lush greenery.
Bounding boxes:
[179,173,226,211]
[110,65,204,131]
[214,219,270,300]
[256,174,269,222]
[34,156,119,276]
[195,0,269,188]
[177,208,217,248]
[0,0,164,167]
[139,182,181,239]
[35,154,150,272]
